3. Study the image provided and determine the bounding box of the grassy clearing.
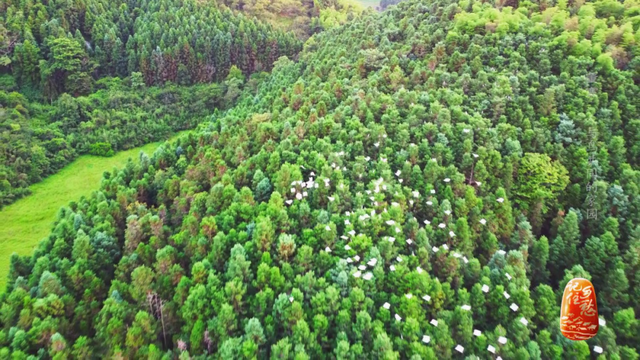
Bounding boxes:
[0,132,188,290]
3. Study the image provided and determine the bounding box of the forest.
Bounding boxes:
[2,0,640,358]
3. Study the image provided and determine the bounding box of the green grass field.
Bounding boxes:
[352,0,380,9]
[0,132,188,290]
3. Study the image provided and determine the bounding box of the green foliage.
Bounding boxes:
[1,0,640,358]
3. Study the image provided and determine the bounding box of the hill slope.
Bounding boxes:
[2,0,640,358]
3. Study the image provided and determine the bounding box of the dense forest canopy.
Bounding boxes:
[2,0,640,358]
[1,0,302,207]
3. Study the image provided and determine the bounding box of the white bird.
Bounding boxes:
[444,210,451,215]
[386,220,396,225]
[497,250,506,255]
[395,170,401,176]
[303,191,308,197]
[442,244,449,250]
[462,256,469,264]
[473,329,482,337]
[412,191,419,198]
[594,346,603,354]
[455,345,464,354]
[353,271,361,278]
[430,189,436,194]
[349,230,356,236]
[395,227,401,233]
[363,272,373,281]
[396,256,402,262]
[599,318,606,326]
[354,255,360,261]
[444,178,451,183]
[325,247,332,253]
[463,129,470,133]
[358,265,367,271]
[422,294,431,302]
[367,258,377,267]
[388,237,396,243]
[505,273,512,280]
[424,219,431,225]
[374,142,380,148]
[480,219,487,225]
[291,188,297,193]
[409,200,414,205]
[406,239,413,245]
[453,253,461,258]
[383,302,391,309]
[432,246,439,252]
[328,196,335,202]
[520,318,529,326]
[289,296,294,303]
[325,225,331,231]
[426,201,433,206]
[430,319,438,327]
[399,179,403,183]
[461,305,471,311]
[296,193,303,200]
[395,314,402,321]
[431,158,437,162]
[438,223,446,229]
[286,200,293,205]
[365,156,371,161]
[345,245,351,250]
[510,303,519,312]
[422,335,430,344]
[346,258,353,263]
[405,293,413,299]
[488,345,496,353]
[449,231,456,237]
[482,284,490,293]
[497,197,504,203]
[476,181,482,186]
[473,153,479,158]
[498,336,507,345]
[345,220,350,225]
[390,265,396,271]
[416,266,423,274]
[341,235,348,240]
[503,291,510,299]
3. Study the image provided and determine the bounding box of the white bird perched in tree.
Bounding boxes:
[406,239,413,245]
[328,196,335,202]
[594,346,603,354]
[520,318,528,326]
[487,345,496,354]
[449,231,456,237]
[353,271,361,278]
[480,219,487,225]
[426,201,433,206]
[390,265,396,271]
[346,258,353,263]
[395,170,401,176]
[363,272,373,281]
[482,284,490,293]
[383,302,390,309]
[395,314,402,321]
[455,345,464,354]
[358,265,366,271]
[430,319,438,327]
[424,219,431,225]
[461,305,471,311]
[444,178,451,183]
[422,294,431,302]
[431,158,437,162]
[422,335,430,344]
[396,256,403,262]
[374,142,380,148]
[367,258,377,267]
[416,266,423,274]
[503,291,510,299]
[388,237,396,243]
[473,329,482,336]
[463,128,470,133]
[442,244,449,250]
[439,223,446,228]
[405,293,413,299]
[497,197,504,203]
[325,247,331,253]
[432,246,439,252]
[386,220,395,225]
[289,296,294,303]
[345,245,351,250]
[498,336,507,345]
[296,193,303,200]
[354,255,360,261]
[510,303,519,312]
[473,153,479,158]
[430,189,436,194]
[444,210,451,215]
[286,200,293,205]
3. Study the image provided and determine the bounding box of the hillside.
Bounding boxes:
[2,0,640,358]
[1,0,302,207]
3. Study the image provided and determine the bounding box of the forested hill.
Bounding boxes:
[1,0,302,207]
[2,0,640,358]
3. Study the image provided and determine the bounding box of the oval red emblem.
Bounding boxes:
[560,278,599,340]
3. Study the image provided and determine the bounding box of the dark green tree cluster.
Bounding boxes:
[2,0,640,358]
[3,0,301,97]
